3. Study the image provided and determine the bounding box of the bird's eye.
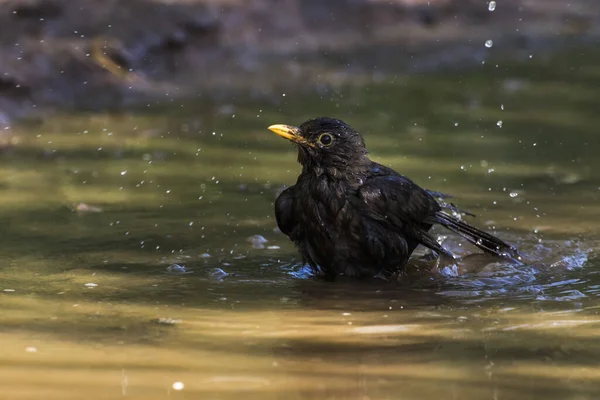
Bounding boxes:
[318,133,334,147]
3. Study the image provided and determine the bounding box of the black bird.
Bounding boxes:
[269,117,521,280]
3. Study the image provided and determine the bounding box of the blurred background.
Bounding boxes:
[1,0,600,120]
[1,1,600,399]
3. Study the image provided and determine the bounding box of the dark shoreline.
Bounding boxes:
[0,0,598,125]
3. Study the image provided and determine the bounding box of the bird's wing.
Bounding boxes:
[369,163,472,217]
[358,174,439,224]
[357,174,453,258]
[275,186,297,237]
[370,163,454,201]
[359,172,520,262]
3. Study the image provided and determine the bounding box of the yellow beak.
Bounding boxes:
[268,124,307,145]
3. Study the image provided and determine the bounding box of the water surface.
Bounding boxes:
[0,48,599,399]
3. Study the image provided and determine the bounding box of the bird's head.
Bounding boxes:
[268,117,369,173]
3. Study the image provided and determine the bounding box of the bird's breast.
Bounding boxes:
[299,179,360,243]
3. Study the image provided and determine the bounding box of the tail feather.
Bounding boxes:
[433,211,522,263]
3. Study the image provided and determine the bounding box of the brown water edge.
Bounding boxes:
[1,298,599,400]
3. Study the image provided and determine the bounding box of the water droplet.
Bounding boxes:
[496,120,503,128]
[248,235,269,249]
[120,171,127,175]
[208,268,229,281]
[485,40,493,48]
[509,192,519,198]
[248,235,267,243]
[488,1,496,12]
[167,264,190,274]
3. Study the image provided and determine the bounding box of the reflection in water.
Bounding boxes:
[0,48,600,399]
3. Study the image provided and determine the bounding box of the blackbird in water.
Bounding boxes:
[268,117,521,279]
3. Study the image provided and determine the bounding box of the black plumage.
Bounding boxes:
[269,117,521,279]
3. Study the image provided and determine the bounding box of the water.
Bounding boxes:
[1,48,600,399]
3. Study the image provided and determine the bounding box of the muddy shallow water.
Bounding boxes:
[0,48,599,399]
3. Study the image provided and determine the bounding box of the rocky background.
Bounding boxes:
[0,0,599,124]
